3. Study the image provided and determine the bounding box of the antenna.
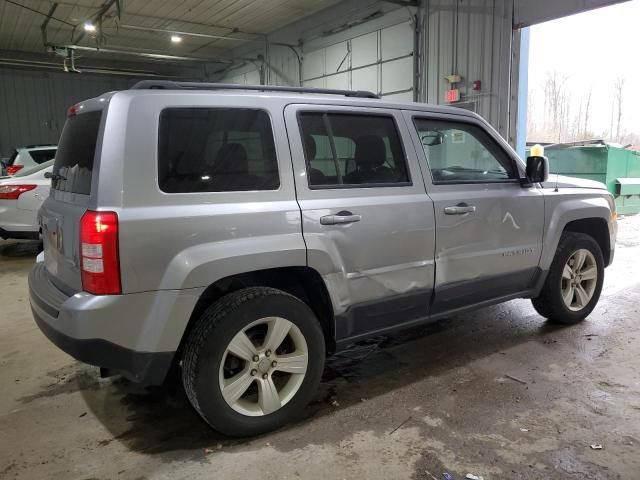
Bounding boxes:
[554,171,560,192]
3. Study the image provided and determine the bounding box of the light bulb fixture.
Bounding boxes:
[84,22,96,32]
[170,34,182,43]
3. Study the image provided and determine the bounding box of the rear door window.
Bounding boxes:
[158,108,279,193]
[52,111,102,195]
[298,112,410,188]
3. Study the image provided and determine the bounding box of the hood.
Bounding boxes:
[541,175,607,190]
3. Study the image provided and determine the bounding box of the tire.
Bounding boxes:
[182,287,325,437]
[532,232,604,324]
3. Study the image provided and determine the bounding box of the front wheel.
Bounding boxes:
[182,287,325,436]
[532,232,605,324]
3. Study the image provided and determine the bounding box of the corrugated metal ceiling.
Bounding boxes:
[0,0,341,66]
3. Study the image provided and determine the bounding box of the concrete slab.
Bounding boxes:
[1,216,639,479]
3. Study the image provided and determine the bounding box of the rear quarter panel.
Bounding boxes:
[105,92,306,293]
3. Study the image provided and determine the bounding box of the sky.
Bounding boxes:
[528,0,640,138]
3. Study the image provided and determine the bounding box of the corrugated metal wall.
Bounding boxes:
[219,0,516,140]
[221,3,414,94]
[0,1,623,157]
[0,0,518,157]
[0,68,132,157]
[300,20,415,101]
[420,0,514,138]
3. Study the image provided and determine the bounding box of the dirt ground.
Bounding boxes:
[1,216,639,480]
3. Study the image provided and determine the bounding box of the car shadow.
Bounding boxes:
[0,239,41,258]
[77,300,572,459]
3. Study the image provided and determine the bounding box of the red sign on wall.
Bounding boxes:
[445,88,460,103]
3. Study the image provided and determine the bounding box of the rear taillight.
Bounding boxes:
[5,165,24,175]
[67,104,79,117]
[0,184,36,199]
[79,210,121,295]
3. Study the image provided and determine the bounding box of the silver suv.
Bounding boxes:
[29,81,617,436]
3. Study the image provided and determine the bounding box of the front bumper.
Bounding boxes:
[28,262,176,385]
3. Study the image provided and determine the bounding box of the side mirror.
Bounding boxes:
[526,155,549,183]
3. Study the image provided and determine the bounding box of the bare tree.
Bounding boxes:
[614,76,625,141]
[543,71,570,141]
[567,99,582,142]
[583,89,592,138]
[527,90,537,139]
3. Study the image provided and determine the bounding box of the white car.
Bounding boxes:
[0,160,53,240]
[2,145,57,176]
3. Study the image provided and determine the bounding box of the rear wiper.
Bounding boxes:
[44,171,66,181]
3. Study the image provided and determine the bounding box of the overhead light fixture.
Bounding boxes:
[170,34,182,43]
[84,22,96,32]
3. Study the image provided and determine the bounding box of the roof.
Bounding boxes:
[90,82,482,119]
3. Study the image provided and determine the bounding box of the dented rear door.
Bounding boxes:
[284,104,436,343]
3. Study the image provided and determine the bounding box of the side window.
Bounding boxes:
[413,118,516,183]
[158,108,279,193]
[29,149,57,164]
[299,112,410,187]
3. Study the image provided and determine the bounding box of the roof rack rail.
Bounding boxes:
[130,80,380,99]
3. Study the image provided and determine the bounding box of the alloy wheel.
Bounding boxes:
[561,249,598,311]
[218,316,308,416]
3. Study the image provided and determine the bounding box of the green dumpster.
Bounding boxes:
[528,141,640,215]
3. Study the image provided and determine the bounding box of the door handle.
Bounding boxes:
[444,203,476,215]
[320,211,362,225]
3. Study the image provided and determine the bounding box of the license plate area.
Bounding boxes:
[42,216,62,276]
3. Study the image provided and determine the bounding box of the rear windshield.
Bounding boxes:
[52,111,102,195]
[28,148,57,165]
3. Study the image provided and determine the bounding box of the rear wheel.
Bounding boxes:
[182,287,325,436]
[532,232,604,324]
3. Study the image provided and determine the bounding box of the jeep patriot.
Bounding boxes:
[29,81,617,436]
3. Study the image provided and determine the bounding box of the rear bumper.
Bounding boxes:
[0,202,38,239]
[32,310,174,385]
[28,262,181,385]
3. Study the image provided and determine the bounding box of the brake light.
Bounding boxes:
[79,211,121,295]
[5,165,24,175]
[67,103,80,117]
[0,184,37,199]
